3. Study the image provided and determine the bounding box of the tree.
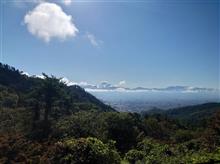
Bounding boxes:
[40,73,64,121]
[103,112,141,153]
[28,74,66,139]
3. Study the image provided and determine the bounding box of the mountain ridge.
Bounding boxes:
[0,63,114,112]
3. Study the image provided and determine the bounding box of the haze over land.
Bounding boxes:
[22,72,220,112]
[58,79,220,112]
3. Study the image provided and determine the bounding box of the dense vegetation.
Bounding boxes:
[0,63,220,164]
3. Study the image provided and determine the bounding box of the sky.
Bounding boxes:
[0,0,219,89]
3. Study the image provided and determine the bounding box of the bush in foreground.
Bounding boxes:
[52,137,121,164]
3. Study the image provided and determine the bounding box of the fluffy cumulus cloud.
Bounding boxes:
[24,2,78,42]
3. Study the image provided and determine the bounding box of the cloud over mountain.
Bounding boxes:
[23,73,217,93]
[24,2,78,42]
[58,78,218,93]
[118,80,126,86]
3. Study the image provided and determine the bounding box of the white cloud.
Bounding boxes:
[24,2,78,42]
[62,0,72,6]
[85,32,103,47]
[34,75,45,79]
[60,77,77,86]
[21,71,30,76]
[118,80,126,86]
[22,74,219,93]
[78,81,89,86]
[60,78,96,87]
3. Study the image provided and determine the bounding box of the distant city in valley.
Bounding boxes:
[89,88,220,112]
[20,73,220,112]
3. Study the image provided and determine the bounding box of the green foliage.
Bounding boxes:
[123,138,220,164]
[124,149,144,164]
[174,129,194,143]
[52,137,121,164]
[54,111,104,139]
[0,63,114,113]
[0,86,19,108]
[143,114,181,141]
[54,111,143,153]
[165,103,220,127]
[0,63,115,140]
[101,112,141,153]
[0,108,32,134]
[1,63,220,163]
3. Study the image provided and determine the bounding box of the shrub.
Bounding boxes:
[124,149,144,164]
[52,137,121,164]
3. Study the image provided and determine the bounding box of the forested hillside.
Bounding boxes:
[1,63,220,164]
[146,103,220,127]
[0,63,114,112]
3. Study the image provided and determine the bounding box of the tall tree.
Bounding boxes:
[40,73,64,121]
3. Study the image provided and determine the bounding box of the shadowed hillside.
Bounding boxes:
[0,63,114,113]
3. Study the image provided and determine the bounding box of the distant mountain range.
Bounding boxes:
[73,81,218,93]
[20,72,219,93]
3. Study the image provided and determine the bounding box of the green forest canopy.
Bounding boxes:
[0,63,220,164]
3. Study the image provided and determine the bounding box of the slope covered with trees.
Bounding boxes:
[1,63,220,164]
[146,103,220,127]
[0,63,114,112]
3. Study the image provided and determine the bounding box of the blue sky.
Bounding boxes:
[0,0,219,88]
